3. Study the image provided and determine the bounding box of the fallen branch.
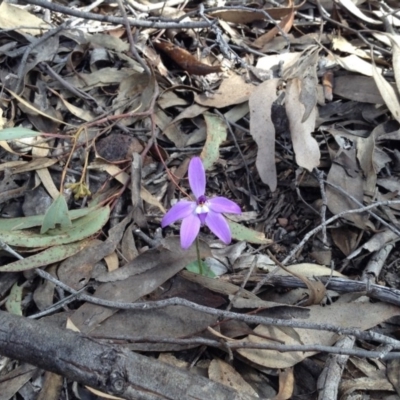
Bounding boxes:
[25,0,213,29]
[0,311,254,400]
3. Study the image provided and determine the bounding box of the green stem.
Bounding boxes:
[195,237,203,275]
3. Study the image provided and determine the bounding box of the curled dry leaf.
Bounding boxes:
[273,368,294,400]
[253,0,295,49]
[249,78,279,191]
[154,41,221,75]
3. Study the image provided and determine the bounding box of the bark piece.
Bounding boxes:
[0,310,255,400]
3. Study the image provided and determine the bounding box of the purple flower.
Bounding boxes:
[162,157,241,249]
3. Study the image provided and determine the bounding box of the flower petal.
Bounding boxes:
[205,211,232,244]
[208,197,241,214]
[188,157,206,199]
[180,213,201,249]
[161,201,195,227]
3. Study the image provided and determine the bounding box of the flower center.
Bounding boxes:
[195,195,209,215]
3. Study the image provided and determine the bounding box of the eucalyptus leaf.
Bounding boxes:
[0,127,41,141]
[201,113,227,170]
[5,283,23,315]
[0,207,97,231]
[227,220,271,245]
[41,195,72,234]
[186,259,216,278]
[0,206,110,248]
[0,240,90,272]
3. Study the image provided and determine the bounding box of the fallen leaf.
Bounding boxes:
[201,113,227,170]
[209,358,259,397]
[372,57,400,123]
[154,41,221,75]
[41,195,72,234]
[285,78,320,171]
[195,73,256,108]
[273,368,294,400]
[249,78,280,191]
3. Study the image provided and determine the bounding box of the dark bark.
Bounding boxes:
[0,311,255,400]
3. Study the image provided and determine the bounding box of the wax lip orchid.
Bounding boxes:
[162,157,241,249]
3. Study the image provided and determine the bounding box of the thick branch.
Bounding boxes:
[0,311,254,400]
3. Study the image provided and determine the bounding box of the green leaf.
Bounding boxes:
[201,113,227,170]
[227,220,271,244]
[0,127,41,141]
[0,240,90,272]
[0,207,95,231]
[186,259,216,278]
[0,206,110,248]
[5,283,23,315]
[41,195,72,234]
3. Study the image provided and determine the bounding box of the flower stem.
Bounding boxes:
[195,237,203,275]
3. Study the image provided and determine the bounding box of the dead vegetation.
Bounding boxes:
[1,0,400,399]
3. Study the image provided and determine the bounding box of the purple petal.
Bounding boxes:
[205,211,232,244]
[208,197,241,214]
[161,201,196,227]
[180,213,201,249]
[188,157,205,199]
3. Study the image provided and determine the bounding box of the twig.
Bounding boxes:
[24,0,213,29]
[91,333,400,360]
[126,0,186,13]
[362,244,394,286]
[281,199,400,266]
[314,0,391,56]
[116,0,150,75]
[315,168,328,248]
[317,336,356,400]
[323,179,400,237]
[214,110,258,197]
[32,269,400,348]
[182,5,290,50]
[14,24,65,93]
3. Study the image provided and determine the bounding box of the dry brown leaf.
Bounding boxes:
[7,89,72,127]
[10,158,57,174]
[180,270,260,300]
[195,73,256,108]
[209,358,259,398]
[326,147,369,229]
[0,2,51,34]
[372,58,400,123]
[58,215,131,289]
[154,41,221,75]
[209,2,305,25]
[70,237,211,333]
[85,386,124,400]
[35,168,60,201]
[104,252,119,272]
[238,299,400,369]
[274,262,327,306]
[273,368,294,400]
[333,75,385,104]
[347,229,400,260]
[285,78,320,171]
[249,78,279,191]
[390,34,400,98]
[337,0,381,25]
[340,376,393,397]
[253,0,294,49]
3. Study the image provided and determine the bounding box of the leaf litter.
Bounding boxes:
[1,0,400,399]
